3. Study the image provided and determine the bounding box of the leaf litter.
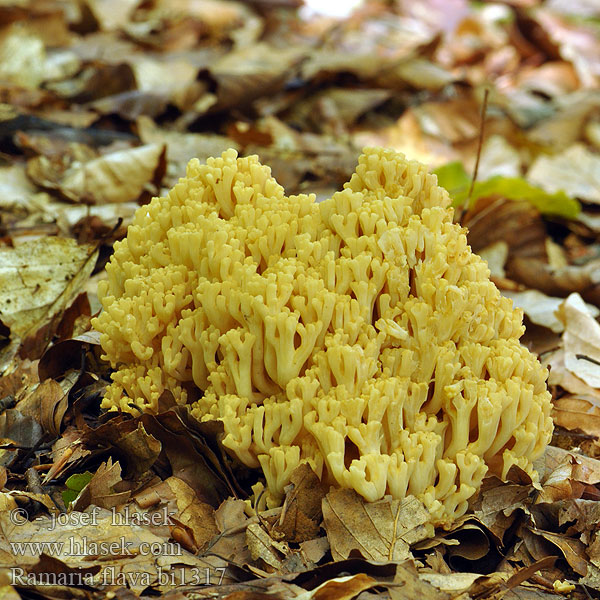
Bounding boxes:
[0,0,600,598]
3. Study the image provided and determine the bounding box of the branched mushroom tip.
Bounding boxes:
[92,147,553,525]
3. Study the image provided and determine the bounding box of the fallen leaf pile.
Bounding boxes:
[0,0,599,598]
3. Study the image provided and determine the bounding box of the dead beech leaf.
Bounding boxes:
[507,257,600,299]
[464,198,547,261]
[528,144,600,204]
[503,289,598,333]
[539,447,600,504]
[558,293,600,387]
[322,489,433,562]
[0,409,43,449]
[57,143,166,204]
[208,498,253,565]
[165,477,218,549]
[545,348,600,400]
[137,115,239,185]
[18,379,68,438]
[0,237,98,346]
[303,573,378,600]
[272,463,326,543]
[553,395,600,438]
[0,25,46,89]
[535,530,588,576]
[391,561,451,600]
[72,457,130,511]
[206,43,306,112]
[85,0,141,31]
[246,522,289,570]
[475,135,521,180]
[538,454,582,504]
[471,478,532,545]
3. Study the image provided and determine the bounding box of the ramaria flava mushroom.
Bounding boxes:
[92,147,553,524]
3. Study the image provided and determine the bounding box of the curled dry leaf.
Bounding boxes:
[209,498,253,566]
[503,289,599,334]
[72,457,130,511]
[528,144,600,204]
[507,258,600,300]
[553,395,600,439]
[0,24,46,89]
[557,293,600,388]
[203,43,306,113]
[139,411,232,507]
[137,115,239,185]
[271,463,327,543]
[246,522,290,571]
[85,0,141,31]
[463,198,547,261]
[28,143,166,204]
[164,477,218,550]
[17,379,68,438]
[0,237,98,361]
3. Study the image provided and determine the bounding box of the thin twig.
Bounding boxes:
[458,87,490,224]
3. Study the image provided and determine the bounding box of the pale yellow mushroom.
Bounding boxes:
[93,147,553,525]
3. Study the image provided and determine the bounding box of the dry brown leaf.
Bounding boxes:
[72,457,130,511]
[271,463,326,543]
[246,522,290,570]
[471,479,532,545]
[474,135,522,180]
[0,237,98,361]
[503,289,598,333]
[390,562,451,600]
[356,109,460,167]
[209,498,253,566]
[28,143,166,204]
[17,379,68,438]
[528,144,600,204]
[0,165,44,215]
[545,348,600,399]
[557,293,600,387]
[464,198,547,261]
[526,89,600,149]
[85,0,141,31]
[535,530,588,576]
[139,411,233,507]
[0,409,43,449]
[322,489,433,562]
[531,8,600,88]
[553,395,600,438]
[507,258,600,300]
[205,43,306,112]
[137,115,239,185]
[165,477,218,549]
[0,24,46,89]
[302,573,378,600]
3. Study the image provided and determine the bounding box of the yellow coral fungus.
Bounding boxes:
[93,148,553,525]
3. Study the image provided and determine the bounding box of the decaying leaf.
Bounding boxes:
[322,489,433,562]
[503,289,599,334]
[558,293,600,387]
[0,237,98,355]
[271,463,326,543]
[528,144,600,204]
[72,457,130,510]
[27,143,166,204]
